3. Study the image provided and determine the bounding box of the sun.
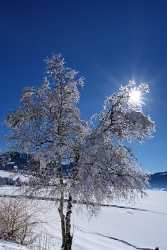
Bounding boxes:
[128,88,142,106]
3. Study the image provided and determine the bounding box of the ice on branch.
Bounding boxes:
[97,80,155,141]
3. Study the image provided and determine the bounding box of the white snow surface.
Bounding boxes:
[0,170,14,178]
[0,241,28,250]
[0,190,166,250]
[0,170,29,182]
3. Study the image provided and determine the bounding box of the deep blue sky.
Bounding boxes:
[0,0,167,173]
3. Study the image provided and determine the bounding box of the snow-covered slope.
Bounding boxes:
[0,190,166,250]
[0,241,28,250]
[0,170,29,183]
[33,190,166,250]
[0,170,14,178]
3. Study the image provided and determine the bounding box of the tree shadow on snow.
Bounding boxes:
[77,227,155,250]
[109,204,167,216]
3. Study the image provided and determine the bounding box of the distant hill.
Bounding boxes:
[0,152,167,190]
[149,171,167,190]
[0,152,39,171]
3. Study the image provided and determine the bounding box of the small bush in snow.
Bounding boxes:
[31,234,53,250]
[0,198,39,246]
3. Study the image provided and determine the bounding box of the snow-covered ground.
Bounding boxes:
[0,170,29,182]
[0,170,15,178]
[28,190,167,250]
[0,241,28,250]
[0,190,166,250]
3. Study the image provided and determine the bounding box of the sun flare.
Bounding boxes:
[128,89,142,106]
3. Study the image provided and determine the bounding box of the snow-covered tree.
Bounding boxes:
[6,55,155,250]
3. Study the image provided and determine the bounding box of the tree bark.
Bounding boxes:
[64,194,73,250]
[58,179,66,249]
[58,178,73,250]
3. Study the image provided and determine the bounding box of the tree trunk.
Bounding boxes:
[64,194,73,250]
[58,178,73,250]
[58,178,66,249]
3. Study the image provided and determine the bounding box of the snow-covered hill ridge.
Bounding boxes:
[0,170,29,185]
[150,171,167,189]
[1,167,167,191]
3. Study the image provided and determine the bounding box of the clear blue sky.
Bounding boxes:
[0,0,167,173]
